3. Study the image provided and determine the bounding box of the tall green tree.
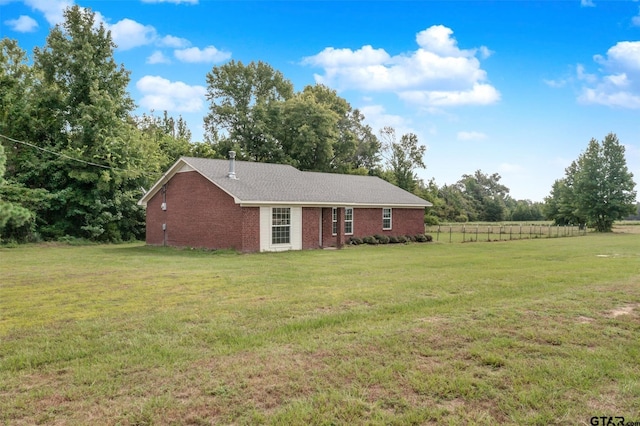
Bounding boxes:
[379,127,426,193]
[0,142,35,241]
[19,5,153,241]
[204,60,294,162]
[456,170,510,222]
[133,111,192,170]
[550,133,636,232]
[0,38,38,178]
[543,177,584,226]
[509,199,544,222]
[276,92,339,171]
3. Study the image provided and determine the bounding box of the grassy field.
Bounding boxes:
[1,229,639,425]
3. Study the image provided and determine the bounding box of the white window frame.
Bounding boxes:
[271,207,291,245]
[344,207,353,235]
[332,207,337,236]
[382,208,392,230]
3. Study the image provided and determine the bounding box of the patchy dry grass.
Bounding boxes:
[1,232,639,425]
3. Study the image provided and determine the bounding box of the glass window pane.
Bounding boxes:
[272,208,291,244]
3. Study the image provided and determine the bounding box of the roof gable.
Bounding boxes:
[139,156,432,208]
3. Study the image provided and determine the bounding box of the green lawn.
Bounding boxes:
[1,234,639,425]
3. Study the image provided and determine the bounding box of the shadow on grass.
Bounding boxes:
[101,242,241,258]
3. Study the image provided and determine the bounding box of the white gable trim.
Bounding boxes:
[138,158,242,207]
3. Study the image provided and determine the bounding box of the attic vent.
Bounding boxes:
[227,151,237,179]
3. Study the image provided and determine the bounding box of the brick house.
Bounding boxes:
[138,155,432,252]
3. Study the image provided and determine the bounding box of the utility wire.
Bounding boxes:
[0,132,113,170]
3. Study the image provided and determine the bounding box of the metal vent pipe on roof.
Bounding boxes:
[228,151,237,179]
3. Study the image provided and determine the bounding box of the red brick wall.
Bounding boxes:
[145,175,426,251]
[317,207,424,247]
[145,171,247,250]
[353,208,425,238]
[321,207,336,248]
[302,208,321,249]
[146,185,165,246]
[241,207,260,252]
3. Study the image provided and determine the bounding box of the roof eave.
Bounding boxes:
[137,157,187,206]
[137,157,244,206]
[239,201,432,208]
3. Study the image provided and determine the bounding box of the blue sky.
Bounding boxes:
[1,0,640,202]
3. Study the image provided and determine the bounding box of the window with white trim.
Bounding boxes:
[272,207,291,244]
[382,208,392,230]
[344,207,353,235]
[332,208,338,235]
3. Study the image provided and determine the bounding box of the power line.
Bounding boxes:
[0,133,113,170]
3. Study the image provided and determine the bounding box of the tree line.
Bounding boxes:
[0,6,636,243]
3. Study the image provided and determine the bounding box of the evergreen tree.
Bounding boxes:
[23,6,152,241]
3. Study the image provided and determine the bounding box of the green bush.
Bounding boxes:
[424,214,439,226]
[397,235,408,243]
[374,234,390,244]
[349,237,363,245]
[388,236,399,244]
[362,236,377,245]
[415,234,428,242]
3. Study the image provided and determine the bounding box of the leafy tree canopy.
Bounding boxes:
[545,133,636,232]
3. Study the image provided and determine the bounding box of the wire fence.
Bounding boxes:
[425,224,587,243]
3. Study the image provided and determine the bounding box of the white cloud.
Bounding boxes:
[457,131,487,141]
[147,50,171,64]
[594,41,640,72]
[578,41,640,108]
[105,19,192,52]
[24,0,72,25]
[302,25,499,108]
[174,46,231,63]
[399,83,500,107]
[580,0,595,7]
[4,14,38,32]
[108,18,157,50]
[159,35,190,48]
[632,6,640,26]
[544,78,567,88]
[359,104,410,131]
[415,25,474,57]
[576,64,598,84]
[578,88,640,108]
[136,75,207,113]
[478,46,493,60]
[303,45,390,68]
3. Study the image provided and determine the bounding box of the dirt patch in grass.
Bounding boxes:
[606,304,638,318]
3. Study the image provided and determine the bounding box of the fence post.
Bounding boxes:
[463,225,466,243]
[437,225,440,241]
[449,226,452,243]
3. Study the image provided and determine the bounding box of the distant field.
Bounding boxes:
[1,231,639,424]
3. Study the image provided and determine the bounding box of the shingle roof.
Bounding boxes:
[139,156,432,208]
